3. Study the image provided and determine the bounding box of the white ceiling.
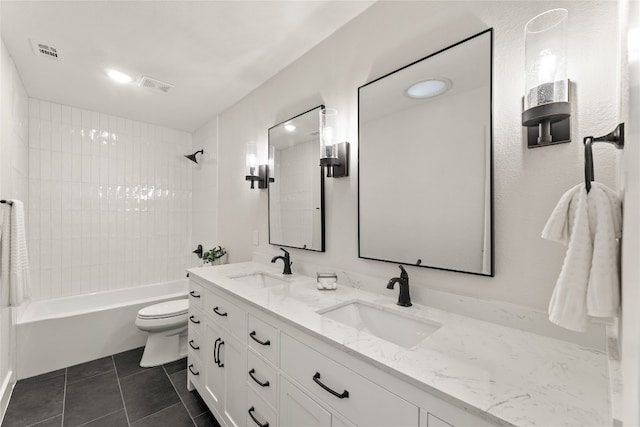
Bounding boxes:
[1,1,374,132]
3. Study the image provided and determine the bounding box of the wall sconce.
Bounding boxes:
[319,108,349,178]
[245,142,267,189]
[522,8,571,148]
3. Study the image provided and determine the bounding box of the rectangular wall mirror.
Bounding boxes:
[269,105,325,252]
[358,29,493,276]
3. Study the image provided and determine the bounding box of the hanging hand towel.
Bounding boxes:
[542,183,622,332]
[0,200,31,306]
[542,184,591,332]
[586,182,622,320]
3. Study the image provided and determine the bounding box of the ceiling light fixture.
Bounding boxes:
[107,69,133,84]
[406,79,451,99]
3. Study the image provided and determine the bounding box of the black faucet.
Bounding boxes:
[271,248,292,275]
[387,265,412,307]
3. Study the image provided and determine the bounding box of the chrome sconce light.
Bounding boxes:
[185,149,204,163]
[522,8,571,148]
[245,142,267,189]
[319,108,349,178]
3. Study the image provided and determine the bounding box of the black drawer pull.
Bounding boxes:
[248,406,269,427]
[312,372,349,399]
[188,340,199,350]
[189,316,200,324]
[189,291,201,298]
[213,338,221,365]
[188,364,199,376]
[248,368,270,387]
[249,331,271,346]
[213,306,228,317]
[216,339,224,368]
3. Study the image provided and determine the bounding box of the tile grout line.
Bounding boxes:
[75,409,126,427]
[163,365,198,427]
[60,368,67,427]
[112,356,132,427]
[24,413,62,427]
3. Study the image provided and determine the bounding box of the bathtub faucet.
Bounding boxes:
[271,248,292,275]
[387,265,412,307]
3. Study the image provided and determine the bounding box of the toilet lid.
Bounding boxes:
[138,299,189,319]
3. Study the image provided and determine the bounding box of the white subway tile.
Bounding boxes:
[40,121,51,152]
[40,238,52,269]
[50,151,62,181]
[40,150,51,180]
[29,120,40,149]
[71,266,82,295]
[61,267,72,297]
[62,153,72,182]
[51,123,62,152]
[61,125,72,153]
[61,105,71,124]
[39,100,51,120]
[29,98,39,118]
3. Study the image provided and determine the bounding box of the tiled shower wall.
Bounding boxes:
[27,99,193,300]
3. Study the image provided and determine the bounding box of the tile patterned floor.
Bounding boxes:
[1,347,222,427]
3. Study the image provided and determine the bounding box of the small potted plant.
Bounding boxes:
[202,246,227,266]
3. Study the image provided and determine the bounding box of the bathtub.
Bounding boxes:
[16,280,188,380]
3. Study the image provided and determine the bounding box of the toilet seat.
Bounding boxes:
[137,299,189,320]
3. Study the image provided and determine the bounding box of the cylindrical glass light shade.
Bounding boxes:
[246,142,258,177]
[268,146,275,181]
[319,108,338,162]
[524,8,568,110]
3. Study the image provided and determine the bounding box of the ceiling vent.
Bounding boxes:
[30,39,62,61]
[139,76,174,94]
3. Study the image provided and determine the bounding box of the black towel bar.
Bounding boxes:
[584,123,625,193]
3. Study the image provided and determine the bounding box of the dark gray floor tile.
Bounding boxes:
[119,367,180,422]
[67,356,114,384]
[29,415,62,426]
[77,409,128,427]
[113,347,149,379]
[130,403,194,427]
[163,357,187,375]
[1,375,64,427]
[169,369,208,417]
[63,371,123,427]
[194,412,221,427]
[19,369,66,385]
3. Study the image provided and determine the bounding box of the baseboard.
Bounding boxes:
[0,369,15,424]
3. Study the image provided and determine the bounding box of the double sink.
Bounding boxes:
[227,271,441,349]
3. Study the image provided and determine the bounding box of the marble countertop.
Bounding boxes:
[187,262,610,427]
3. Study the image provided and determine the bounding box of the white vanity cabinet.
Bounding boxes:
[188,274,496,427]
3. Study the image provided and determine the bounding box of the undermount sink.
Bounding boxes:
[318,300,441,348]
[228,272,291,288]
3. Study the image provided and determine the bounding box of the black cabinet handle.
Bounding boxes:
[189,340,199,350]
[216,340,224,368]
[213,306,228,317]
[249,331,271,346]
[248,368,270,387]
[213,338,221,365]
[189,291,201,298]
[312,372,349,399]
[188,364,199,376]
[189,316,200,324]
[248,407,269,427]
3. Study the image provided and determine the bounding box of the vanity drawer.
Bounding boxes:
[281,333,418,427]
[188,329,203,358]
[247,387,277,427]
[248,314,279,366]
[189,281,204,310]
[204,288,246,340]
[187,351,203,388]
[188,312,203,336]
[247,349,277,410]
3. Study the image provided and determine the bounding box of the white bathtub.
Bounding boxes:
[16,280,188,380]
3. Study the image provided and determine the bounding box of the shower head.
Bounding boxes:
[185,149,204,164]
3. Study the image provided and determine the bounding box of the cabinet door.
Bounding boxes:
[280,376,331,427]
[220,333,247,427]
[204,322,224,412]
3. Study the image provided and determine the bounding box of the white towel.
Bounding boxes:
[0,200,31,306]
[542,182,621,332]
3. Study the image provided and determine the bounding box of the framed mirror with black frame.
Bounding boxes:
[268,105,326,252]
[358,29,494,276]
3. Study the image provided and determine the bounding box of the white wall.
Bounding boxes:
[210,1,620,311]
[620,0,640,424]
[0,38,28,419]
[192,117,219,259]
[27,99,193,300]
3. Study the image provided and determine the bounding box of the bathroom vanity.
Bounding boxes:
[186,263,610,427]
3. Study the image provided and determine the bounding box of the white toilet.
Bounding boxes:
[135,298,189,367]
